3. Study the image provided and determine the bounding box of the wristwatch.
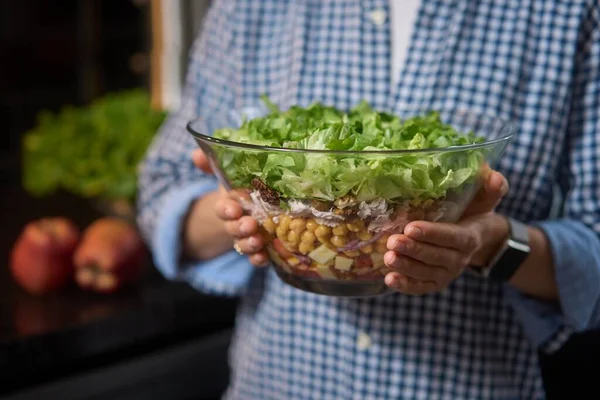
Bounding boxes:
[474,217,531,281]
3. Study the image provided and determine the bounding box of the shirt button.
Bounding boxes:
[357,332,372,350]
[368,9,387,26]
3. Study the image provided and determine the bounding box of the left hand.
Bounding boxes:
[384,170,510,294]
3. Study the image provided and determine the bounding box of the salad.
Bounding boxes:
[212,98,487,282]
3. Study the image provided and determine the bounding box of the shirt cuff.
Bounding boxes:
[505,219,600,351]
[152,181,255,296]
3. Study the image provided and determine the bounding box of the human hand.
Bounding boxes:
[191,149,269,266]
[383,170,510,294]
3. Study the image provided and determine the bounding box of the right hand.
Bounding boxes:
[192,149,269,266]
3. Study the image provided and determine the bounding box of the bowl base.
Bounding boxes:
[274,268,392,298]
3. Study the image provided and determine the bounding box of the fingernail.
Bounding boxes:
[248,237,259,248]
[384,251,396,266]
[225,207,236,218]
[394,240,406,252]
[240,222,251,234]
[408,226,423,238]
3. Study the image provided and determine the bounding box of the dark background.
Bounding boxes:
[0,1,598,399]
[0,1,237,399]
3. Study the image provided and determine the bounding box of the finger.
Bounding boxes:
[192,149,213,174]
[215,198,244,220]
[249,251,270,267]
[224,216,259,238]
[462,170,508,217]
[384,272,438,295]
[383,250,450,282]
[402,221,480,253]
[234,234,264,254]
[228,188,252,202]
[386,235,468,273]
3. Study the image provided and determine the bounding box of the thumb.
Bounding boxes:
[191,149,214,175]
[461,170,508,218]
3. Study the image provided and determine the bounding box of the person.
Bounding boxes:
[137,1,600,398]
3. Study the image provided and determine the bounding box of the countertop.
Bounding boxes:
[0,187,237,396]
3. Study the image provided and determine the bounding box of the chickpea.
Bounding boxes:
[315,225,332,239]
[359,244,373,254]
[299,241,314,255]
[262,217,276,234]
[279,214,291,232]
[285,241,299,252]
[298,242,310,255]
[287,230,301,244]
[377,233,390,244]
[330,235,348,248]
[344,250,360,257]
[346,220,364,232]
[301,230,316,244]
[332,224,349,236]
[317,236,330,244]
[276,226,288,239]
[356,229,372,241]
[375,242,388,253]
[306,219,318,232]
[290,218,307,234]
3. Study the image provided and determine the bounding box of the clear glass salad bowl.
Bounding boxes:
[188,105,514,297]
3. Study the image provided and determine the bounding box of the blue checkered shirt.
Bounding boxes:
[137,1,600,399]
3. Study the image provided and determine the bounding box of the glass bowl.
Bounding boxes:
[187,109,514,297]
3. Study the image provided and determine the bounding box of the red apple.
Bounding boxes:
[73,217,146,293]
[10,217,80,296]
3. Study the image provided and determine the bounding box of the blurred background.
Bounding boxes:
[0,1,237,400]
[0,1,597,400]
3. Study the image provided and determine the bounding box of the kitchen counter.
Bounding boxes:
[0,187,237,398]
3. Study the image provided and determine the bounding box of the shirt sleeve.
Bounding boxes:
[136,0,255,296]
[505,3,600,354]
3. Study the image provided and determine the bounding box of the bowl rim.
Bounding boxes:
[186,111,515,155]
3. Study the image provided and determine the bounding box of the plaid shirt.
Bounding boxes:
[138,1,600,399]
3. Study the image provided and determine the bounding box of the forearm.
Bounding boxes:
[183,190,233,260]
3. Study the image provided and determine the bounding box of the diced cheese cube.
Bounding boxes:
[308,244,337,264]
[334,256,354,271]
[316,264,336,279]
[370,252,385,268]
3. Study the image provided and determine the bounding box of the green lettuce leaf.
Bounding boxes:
[213,98,486,202]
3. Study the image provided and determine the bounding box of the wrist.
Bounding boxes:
[471,213,510,267]
[182,191,231,260]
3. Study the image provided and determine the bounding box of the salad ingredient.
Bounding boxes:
[308,245,337,265]
[334,256,354,271]
[214,98,485,203]
[316,264,336,279]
